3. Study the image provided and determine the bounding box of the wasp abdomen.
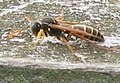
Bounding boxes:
[72,25,104,42]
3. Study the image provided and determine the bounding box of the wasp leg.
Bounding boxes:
[33,29,46,46]
[66,32,73,41]
[74,33,115,51]
[7,29,23,40]
[56,16,79,25]
[61,37,87,63]
[60,37,76,57]
[60,21,79,25]
[55,16,64,22]
[55,9,64,21]
[55,12,78,25]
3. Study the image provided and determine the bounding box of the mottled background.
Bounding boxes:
[0,0,120,82]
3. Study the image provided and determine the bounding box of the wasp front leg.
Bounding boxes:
[33,29,46,46]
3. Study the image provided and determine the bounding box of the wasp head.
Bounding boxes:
[32,22,42,37]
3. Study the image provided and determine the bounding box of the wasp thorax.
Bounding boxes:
[41,18,58,29]
[41,18,62,36]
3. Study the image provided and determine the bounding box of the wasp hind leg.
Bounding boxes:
[74,33,115,51]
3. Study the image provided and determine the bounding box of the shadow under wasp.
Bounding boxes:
[7,15,114,62]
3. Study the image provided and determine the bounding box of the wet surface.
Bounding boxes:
[0,0,120,73]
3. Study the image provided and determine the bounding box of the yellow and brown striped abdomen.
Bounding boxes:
[72,24,104,42]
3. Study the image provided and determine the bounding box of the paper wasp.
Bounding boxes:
[7,15,114,60]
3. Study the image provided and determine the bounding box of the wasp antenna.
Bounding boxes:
[24,16,31,22]
[7,29,23,40]
[24,16,32,28]
[24,16,32,23]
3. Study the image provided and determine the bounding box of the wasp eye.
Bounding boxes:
[37,23,41,27]
[32,22,42,30]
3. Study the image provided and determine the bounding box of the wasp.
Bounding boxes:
[28,16,107,57]
[7,16,113,60]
